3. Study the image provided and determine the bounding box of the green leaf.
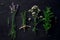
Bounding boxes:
[43,7,53,31]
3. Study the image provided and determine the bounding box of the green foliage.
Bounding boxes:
[19,11,31,32]
[21,11,27,26]
[43,7,54,31]
[8,12,16,40]
[7,3,54,35]
[32,13,38,32]
[28,5,41,32]
[8,2,19,40]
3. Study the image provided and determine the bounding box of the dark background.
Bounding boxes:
[0,0,60,40]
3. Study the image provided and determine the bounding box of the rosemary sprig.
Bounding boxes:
[19,11,31,32]
[21,11,26,26]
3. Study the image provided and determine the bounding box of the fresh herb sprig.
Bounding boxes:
[43,7,54,33]
[28,5,41,32]
[19,11,31,32]
[8,2,19,40]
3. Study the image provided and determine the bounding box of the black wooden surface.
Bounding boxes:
[0,0,60,40]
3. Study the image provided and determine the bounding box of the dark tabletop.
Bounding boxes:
[0,0,60,40]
